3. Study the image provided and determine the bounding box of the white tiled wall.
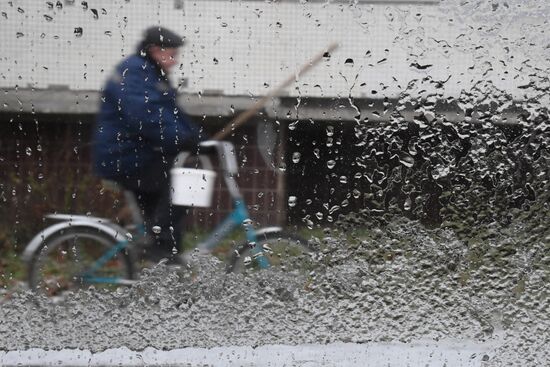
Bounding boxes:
[0,0,538,100]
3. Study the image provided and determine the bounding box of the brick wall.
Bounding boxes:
[0,113,286,243]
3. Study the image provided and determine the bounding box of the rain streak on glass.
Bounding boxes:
[0,0,548,365]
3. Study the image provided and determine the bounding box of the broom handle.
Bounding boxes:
[213,42,339,140]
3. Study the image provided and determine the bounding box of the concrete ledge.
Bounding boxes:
[0,340,495,367]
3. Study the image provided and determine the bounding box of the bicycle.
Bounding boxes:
[22,141,316,296]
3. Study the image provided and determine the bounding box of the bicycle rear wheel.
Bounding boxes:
[228,232,316,273]
[28,226,135,297]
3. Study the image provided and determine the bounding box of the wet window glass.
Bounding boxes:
[0,0,548,365]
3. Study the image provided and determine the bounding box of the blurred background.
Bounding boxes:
[1,0,548,286]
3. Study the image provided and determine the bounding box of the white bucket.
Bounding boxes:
[170,168,217,207]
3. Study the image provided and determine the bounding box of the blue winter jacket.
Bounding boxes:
[93,54,201,179]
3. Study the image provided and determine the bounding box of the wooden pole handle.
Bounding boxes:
[213,42,339,140]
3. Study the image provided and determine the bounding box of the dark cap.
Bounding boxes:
[141,26,184,49]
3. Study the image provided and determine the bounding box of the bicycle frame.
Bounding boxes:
[79,198,270,285]
[74,141,271,285]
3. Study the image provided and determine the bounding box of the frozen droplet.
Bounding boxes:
[152,226,161,234]
[327,160,336,169]
[288,196,297,207]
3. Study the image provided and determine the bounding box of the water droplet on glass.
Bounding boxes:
[353,189,361,199]
[404,197,412,211]
[262,243,273,254]
[25,147,32,156]
[344,58,354,66]
[288,196,297,207]
[243,256,252,266]
[326,126,334,137]
[339,176,348,184]
[327,160,336,169]
[152,226,161,234]
[43,14,53,21]
[399,153,415,168]
[315,212,323,220]
[292,152,301,163]
[326,137,333,147]
[74,27,83,37]
[313,148,320,159]
[125,233,133,241]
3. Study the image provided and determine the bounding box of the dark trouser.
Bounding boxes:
[116,157,185,256]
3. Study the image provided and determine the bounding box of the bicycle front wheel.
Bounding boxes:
[28,226,135,297]
[228,232,316,273]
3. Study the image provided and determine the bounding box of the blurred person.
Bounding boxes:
[93,26,203,264]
